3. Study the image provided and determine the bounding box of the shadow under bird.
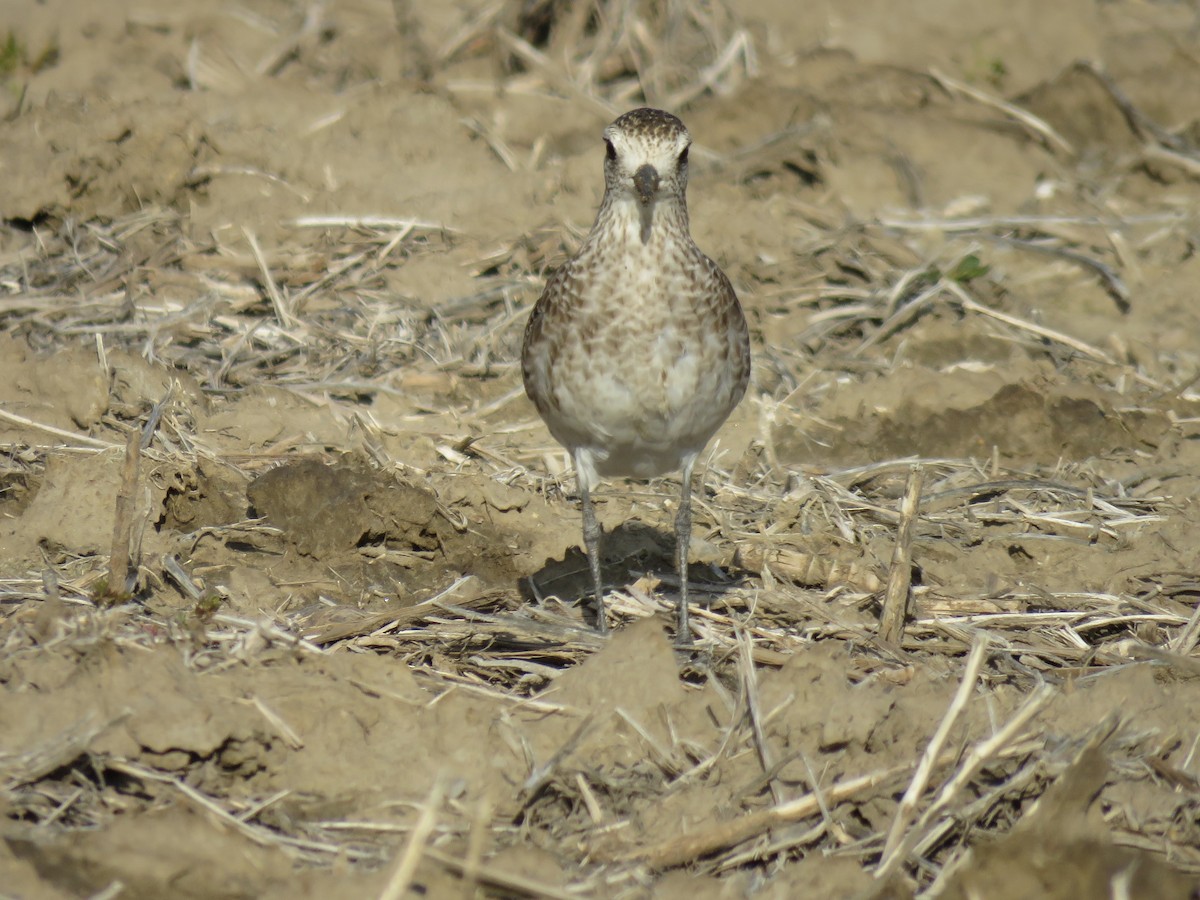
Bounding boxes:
[522,107,750,642]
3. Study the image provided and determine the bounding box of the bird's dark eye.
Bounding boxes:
[679,145,689,165]
[605,139,617,161]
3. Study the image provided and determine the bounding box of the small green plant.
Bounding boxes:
[192,592,225,619]
[987,57,1007,88]
[0,32,20,79]
[92,577,134,607]
[0,31,60,81]
[947,253,990,284]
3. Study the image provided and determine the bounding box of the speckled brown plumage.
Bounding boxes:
[522,107,750,641]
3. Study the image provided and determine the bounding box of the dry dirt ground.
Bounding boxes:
[3,1,1200,897]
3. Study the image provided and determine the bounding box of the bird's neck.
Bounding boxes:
[584,193,692,252]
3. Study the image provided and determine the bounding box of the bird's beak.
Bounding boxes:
[633,164,659,205]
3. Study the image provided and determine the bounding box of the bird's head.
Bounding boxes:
[601,108,691,208]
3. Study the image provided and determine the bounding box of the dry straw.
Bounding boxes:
[3,0,1200,894]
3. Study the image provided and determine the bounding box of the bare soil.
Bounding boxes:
[3,1,1200,897]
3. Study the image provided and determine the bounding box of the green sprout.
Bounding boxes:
[947,254,990,284]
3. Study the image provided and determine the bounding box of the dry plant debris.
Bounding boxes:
[3,0,1200,897]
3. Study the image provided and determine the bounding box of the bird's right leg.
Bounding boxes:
[575,448,608,633]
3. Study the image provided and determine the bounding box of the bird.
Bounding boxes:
[521,107,750,641]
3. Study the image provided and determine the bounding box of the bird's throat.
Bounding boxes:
[638,201,653,245]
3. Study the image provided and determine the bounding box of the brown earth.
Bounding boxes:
[3,1,1200,897]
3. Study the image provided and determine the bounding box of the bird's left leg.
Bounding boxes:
[675,453,697,643]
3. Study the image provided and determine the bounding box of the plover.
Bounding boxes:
[522,107,750,641]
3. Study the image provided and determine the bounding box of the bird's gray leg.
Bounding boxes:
[575,449,607,633]
[675,453,697,643]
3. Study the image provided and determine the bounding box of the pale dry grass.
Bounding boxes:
[4,192,1198,891]
[4,2,1200,895]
